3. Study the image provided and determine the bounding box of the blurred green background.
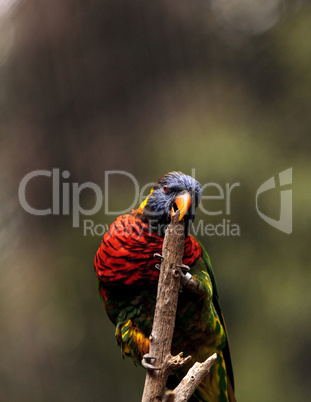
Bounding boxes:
[1,1,311,401]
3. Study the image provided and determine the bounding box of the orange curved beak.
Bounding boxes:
[171,192,192,221]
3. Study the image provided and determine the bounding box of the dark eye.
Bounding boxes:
[163,185,168,192]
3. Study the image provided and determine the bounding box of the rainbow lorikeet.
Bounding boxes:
[94,172,235,402]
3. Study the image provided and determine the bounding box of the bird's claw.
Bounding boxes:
[180,272,192,287]
[154,254,164,271]
[142,354,161,371]
[180,272,201,293]
[177,263,190,272]
[154,253,164,261]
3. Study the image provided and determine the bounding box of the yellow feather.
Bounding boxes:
[136,189,154,213]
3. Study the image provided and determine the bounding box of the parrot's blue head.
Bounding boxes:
[137,171,202,236]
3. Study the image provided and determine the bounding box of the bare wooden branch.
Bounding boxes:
[141,212,217,402]
[141,211,189,401]
[171,353,218,402]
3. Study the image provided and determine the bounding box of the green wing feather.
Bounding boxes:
[196,238,235,395]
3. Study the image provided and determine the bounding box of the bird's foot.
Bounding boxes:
[180,271,192,286]
[177,264,194,292]
[154,254,164,271]
[180,271,201,293]
[142,354,161,371]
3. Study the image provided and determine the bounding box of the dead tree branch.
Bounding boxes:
[168,353,218,402]
[141,212,190,401]
[141,212,216,401]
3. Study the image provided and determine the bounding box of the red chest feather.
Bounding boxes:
[94,214,202,286]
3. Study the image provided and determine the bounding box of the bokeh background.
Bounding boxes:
[1,1,311,401]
